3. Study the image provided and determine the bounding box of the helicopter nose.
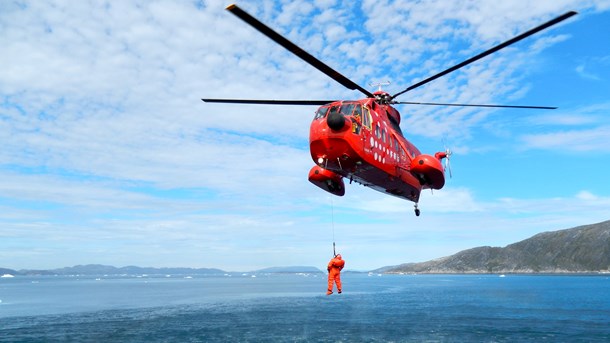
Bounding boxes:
[327,111,346,131]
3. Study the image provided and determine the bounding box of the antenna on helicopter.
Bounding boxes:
[369,81,391,92]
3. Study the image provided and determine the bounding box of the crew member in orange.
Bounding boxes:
[327,254,345,295]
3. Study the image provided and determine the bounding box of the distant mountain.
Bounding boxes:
[254,266,323,273]
[7,264,326,276]
[19,264,225,276]
[0,268,19,276]
[382,220,610,274]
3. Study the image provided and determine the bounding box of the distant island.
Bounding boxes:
[254,266,323,273]
[2,220,609,276]
[0,265,324,277]
[1,265,226,277]
[378,219,610,274]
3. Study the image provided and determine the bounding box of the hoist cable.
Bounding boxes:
[331,197,336,257]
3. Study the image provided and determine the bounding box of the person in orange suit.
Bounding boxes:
[327,254,345,295]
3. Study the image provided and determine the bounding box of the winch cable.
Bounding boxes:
[331,197,336,257]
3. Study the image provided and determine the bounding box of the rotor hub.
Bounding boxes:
[373,91,392,104]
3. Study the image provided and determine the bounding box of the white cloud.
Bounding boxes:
[520,125,610,152]
[576,64,602,80]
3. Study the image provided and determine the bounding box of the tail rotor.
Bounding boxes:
[442,139,453,178]
[444,148,453,178]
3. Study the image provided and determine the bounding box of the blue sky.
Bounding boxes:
[1,0,609,271]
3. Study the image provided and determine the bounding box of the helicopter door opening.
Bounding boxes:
[362,106,372,131]
[350,104,363,135]
[361,106,373,157]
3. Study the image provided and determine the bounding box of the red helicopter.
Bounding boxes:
[203,4,576,216]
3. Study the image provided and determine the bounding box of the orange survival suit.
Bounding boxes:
[327,254,345,295]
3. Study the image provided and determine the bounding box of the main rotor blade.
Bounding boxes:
[393,101,556,110]
[392,11,577,99]
[202,98,335,106]
[226,4,374,98]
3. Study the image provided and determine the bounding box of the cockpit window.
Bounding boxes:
[328,105,340,117]
[340,103,356,116]
[314,106,329,119]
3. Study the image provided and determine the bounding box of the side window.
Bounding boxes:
[375,123,380,139]
[381,128,386,143]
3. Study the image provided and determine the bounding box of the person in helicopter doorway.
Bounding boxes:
[327,254,345,295]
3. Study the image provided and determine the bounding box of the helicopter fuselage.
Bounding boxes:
[308,91,447,204]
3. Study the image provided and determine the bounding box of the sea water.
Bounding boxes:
[1,273,609,342]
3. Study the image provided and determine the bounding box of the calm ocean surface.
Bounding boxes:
[1,273,609,342]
